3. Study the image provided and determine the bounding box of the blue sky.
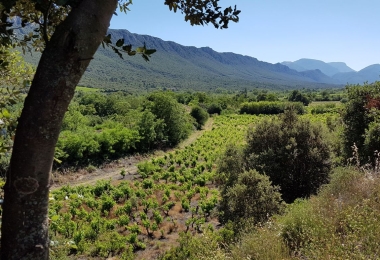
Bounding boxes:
[110,1,380,71]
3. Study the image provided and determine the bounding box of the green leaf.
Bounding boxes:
[1,109,10,119]
[122,44,132,52]
[136,46,146,53]
[144,49,156,55]
[116,38,124,47]
[103,34,112,44]
[51,215,60,221]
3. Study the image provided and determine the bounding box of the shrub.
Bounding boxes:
[190,105,209,130]
[146,92,193,146]
[137,161,158,178]
[310,103,338,114]
[214,167,380,260]
[244,109,331,203]
[159,229,228,260]
[342,82,380,162]
[288,90,310,106]
[280,200,326,253]
[240,101,304,115]
[206,103,222,115]
[229,225,291,260]
[216,144,244,187]
[100,195,115,213]
[280,167,380,258]
[136,110,165,151]
[56,125,139,165]
[219,170,284,225]
[364,120,380,165]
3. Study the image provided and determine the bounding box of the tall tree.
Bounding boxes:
[0,1,240,258]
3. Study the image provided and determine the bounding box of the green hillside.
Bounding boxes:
[22,29,342,92]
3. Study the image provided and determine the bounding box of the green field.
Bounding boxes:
[76,86,100,92]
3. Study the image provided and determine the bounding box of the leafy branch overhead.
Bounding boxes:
[165,0,240,29]
[102,34,156,62]
[1,0,239,60]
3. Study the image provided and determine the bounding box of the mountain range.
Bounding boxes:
[19,27,380,92]
[281,59,380,84]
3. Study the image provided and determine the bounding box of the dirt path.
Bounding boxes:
[50,117,214,190]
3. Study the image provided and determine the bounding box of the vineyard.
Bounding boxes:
[48,114,264,259]
[48,106,345,259]
[2,81,380,260]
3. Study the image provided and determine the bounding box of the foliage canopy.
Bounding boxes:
[190,105,209,130]
[219,169,284,225]
[342,82,380,164]
[244,109,331,203]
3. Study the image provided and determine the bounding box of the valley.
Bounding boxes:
[1,4,380,258]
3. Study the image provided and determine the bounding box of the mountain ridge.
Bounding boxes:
[77,29,344,91]
[281,58,380,84]
[23,28,380,92]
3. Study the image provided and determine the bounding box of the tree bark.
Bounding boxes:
[1,0,117,259]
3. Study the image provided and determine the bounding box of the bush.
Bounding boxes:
[280,200,326,253]
[280,167,380,258]
[216,144,244,186]
[146,92,193,146]
[310,103,338,114]
[229,226,291,260]
[288,90,310,106]
[136,110,165,151]
[190,105,209,130]
[244,109,331,203]
[364,120,380,165]
[218,170,284,225]
[206,103,222,115]
[225,167,380,260]
[240,101,304,115]
[159,229,228,260]
[56,125,140,165]
[342,82,380,162]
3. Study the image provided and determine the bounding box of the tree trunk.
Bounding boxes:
[1,0,117,259]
